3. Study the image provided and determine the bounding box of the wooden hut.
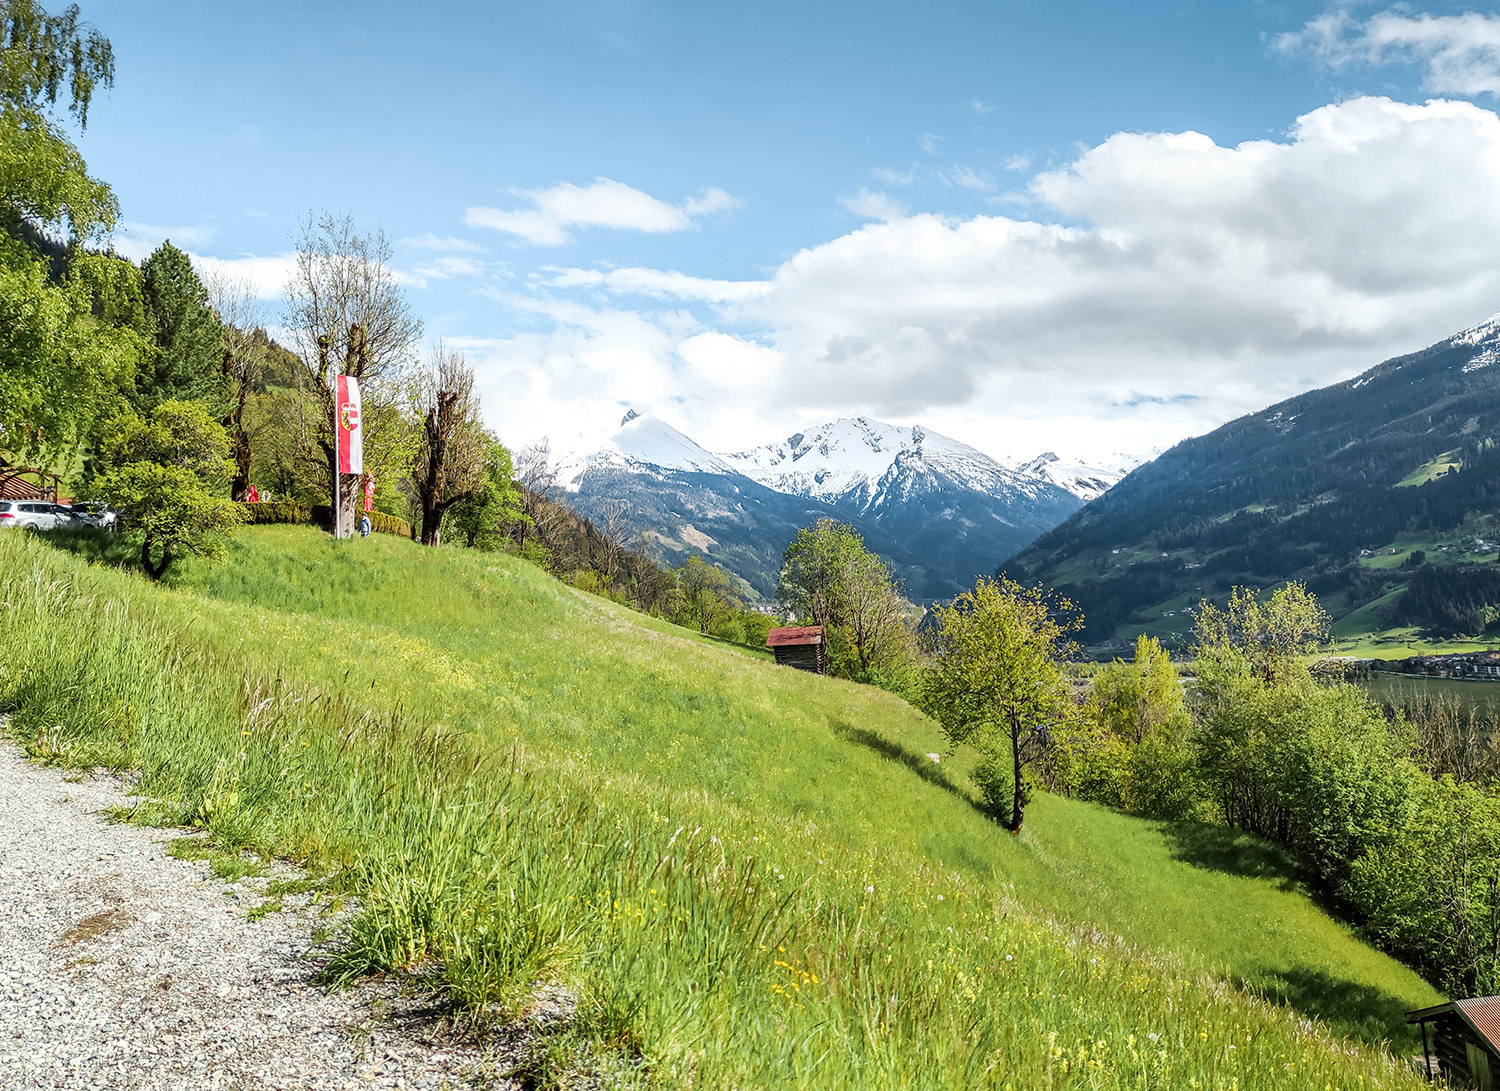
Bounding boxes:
[766,625,826,674]
[1408,998,1500,1087]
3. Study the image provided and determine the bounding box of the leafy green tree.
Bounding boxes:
[442,431,527,550]
[92,400,242,579]
[921,576,1079,832]
[136,240,225,411]
[780,517,916,682]
[1089,635,1186,744]
[677,554,735,635]
[0,1,135,462]
[1192,582,1328,692]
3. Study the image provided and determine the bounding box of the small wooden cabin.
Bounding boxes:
[1408,998,1500,1087]
[766,625,826,674]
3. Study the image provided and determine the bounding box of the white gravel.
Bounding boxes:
[0,744,511,1090]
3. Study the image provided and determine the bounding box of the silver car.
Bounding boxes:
[0,500,82,530]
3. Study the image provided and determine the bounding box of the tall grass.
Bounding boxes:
[0,530,1434,1088]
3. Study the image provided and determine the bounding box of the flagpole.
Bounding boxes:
[332,382,341,539]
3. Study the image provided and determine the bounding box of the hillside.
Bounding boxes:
[1012,314,1500,650]
[0,527,1443,1087]
[563,413,1105,600]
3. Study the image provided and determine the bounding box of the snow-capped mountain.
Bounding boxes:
[558,411,1118,600]
[720,418,1065,510]
[557,409,735,485]
[1016,452,1124,503]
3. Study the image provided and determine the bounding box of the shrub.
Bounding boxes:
[237,501,311,525]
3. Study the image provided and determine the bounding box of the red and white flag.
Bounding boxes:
[336,375,363,475]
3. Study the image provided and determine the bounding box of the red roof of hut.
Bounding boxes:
[766,625,824,648]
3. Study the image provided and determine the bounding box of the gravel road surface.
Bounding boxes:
[0,744,504,1090]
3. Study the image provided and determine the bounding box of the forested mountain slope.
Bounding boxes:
[1012,315,1500,646]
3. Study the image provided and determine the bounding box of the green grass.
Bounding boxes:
[1395,450,1463,487]
[0,527,1441,1089]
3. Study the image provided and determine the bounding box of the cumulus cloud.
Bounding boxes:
[476,96,1500,462]
[188,252,297,300]
[838,188,908,222]
[1278,6,1500,96]
[464,178,740,246]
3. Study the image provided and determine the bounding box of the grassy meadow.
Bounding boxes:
[0,526,1444,1088]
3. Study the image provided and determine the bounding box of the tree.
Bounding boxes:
[92,400,242,579]
[779,517,865,628]
[442,432,527,550]
[281,212,420,533]
[1191,582,1329,692]
[921,576,1079,833]
[779,517,915,681]
[1088,635,1186,744]
[409,343,485,546]
[136,240,225,411]
[0,1,134,464]
[677,554,735,634]
[204,268,267,500]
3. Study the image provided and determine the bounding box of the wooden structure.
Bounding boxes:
[766,625,827,674]
[0,466,59,502]
[1409,997,1500,1087]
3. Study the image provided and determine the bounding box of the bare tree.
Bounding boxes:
[204,269,264,500]
[594,498,635,585]
[281,213,420,533]
[514,439,562,552]
[410,343,486,546]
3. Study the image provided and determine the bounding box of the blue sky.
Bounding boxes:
[81,1,1500,463]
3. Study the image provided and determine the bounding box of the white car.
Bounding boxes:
[0,500,84,530]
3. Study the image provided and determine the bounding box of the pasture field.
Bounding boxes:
[0,527,1441,1089]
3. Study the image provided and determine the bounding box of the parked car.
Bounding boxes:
[0,500,80,531]
[68,502,119,531]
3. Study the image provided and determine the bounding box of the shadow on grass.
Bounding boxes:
[828,717,997,822]
[1160,820,1308,893]
[1245,966,1424,1051]
[23,529,142,572]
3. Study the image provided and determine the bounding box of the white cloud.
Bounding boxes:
[400,232,487,253]
[838,188,909,222]
[1278,6,1500,96]
[111,221,216,262]
[969,98,993,115]
[918,132,943,155]
[1003,154,1032,171]
[184,252,295,300]
[473,96,1500,463]
[872,166,919,186]
[939,165,994,191]
[546,266,771,304]
[464,178,739,246]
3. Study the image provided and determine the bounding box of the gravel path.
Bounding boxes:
[0,744,509,1090]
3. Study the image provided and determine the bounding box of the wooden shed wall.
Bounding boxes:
[773,643,826,674]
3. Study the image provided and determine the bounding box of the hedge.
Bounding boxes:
[238,502,413,540]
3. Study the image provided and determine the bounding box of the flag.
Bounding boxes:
[336,375,363,475]
[246,484,260,503]
[362,473,374,513]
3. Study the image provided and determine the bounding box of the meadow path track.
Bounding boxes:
[0,744,505,1090]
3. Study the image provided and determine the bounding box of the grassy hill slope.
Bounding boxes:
[0,527,1440,1088]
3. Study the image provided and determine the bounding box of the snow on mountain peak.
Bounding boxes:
[559,411,734,486]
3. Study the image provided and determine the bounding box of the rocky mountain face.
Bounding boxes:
[558,413,1117,601]
[1012,313,1500,644]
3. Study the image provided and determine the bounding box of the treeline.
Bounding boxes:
[1390,563,1500,634]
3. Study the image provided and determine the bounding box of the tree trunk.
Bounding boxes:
[1007,714,1026,834]
[141,537,173,581]
[223,353,253,501]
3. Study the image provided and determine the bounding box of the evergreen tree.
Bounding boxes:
[136,240,225,411]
